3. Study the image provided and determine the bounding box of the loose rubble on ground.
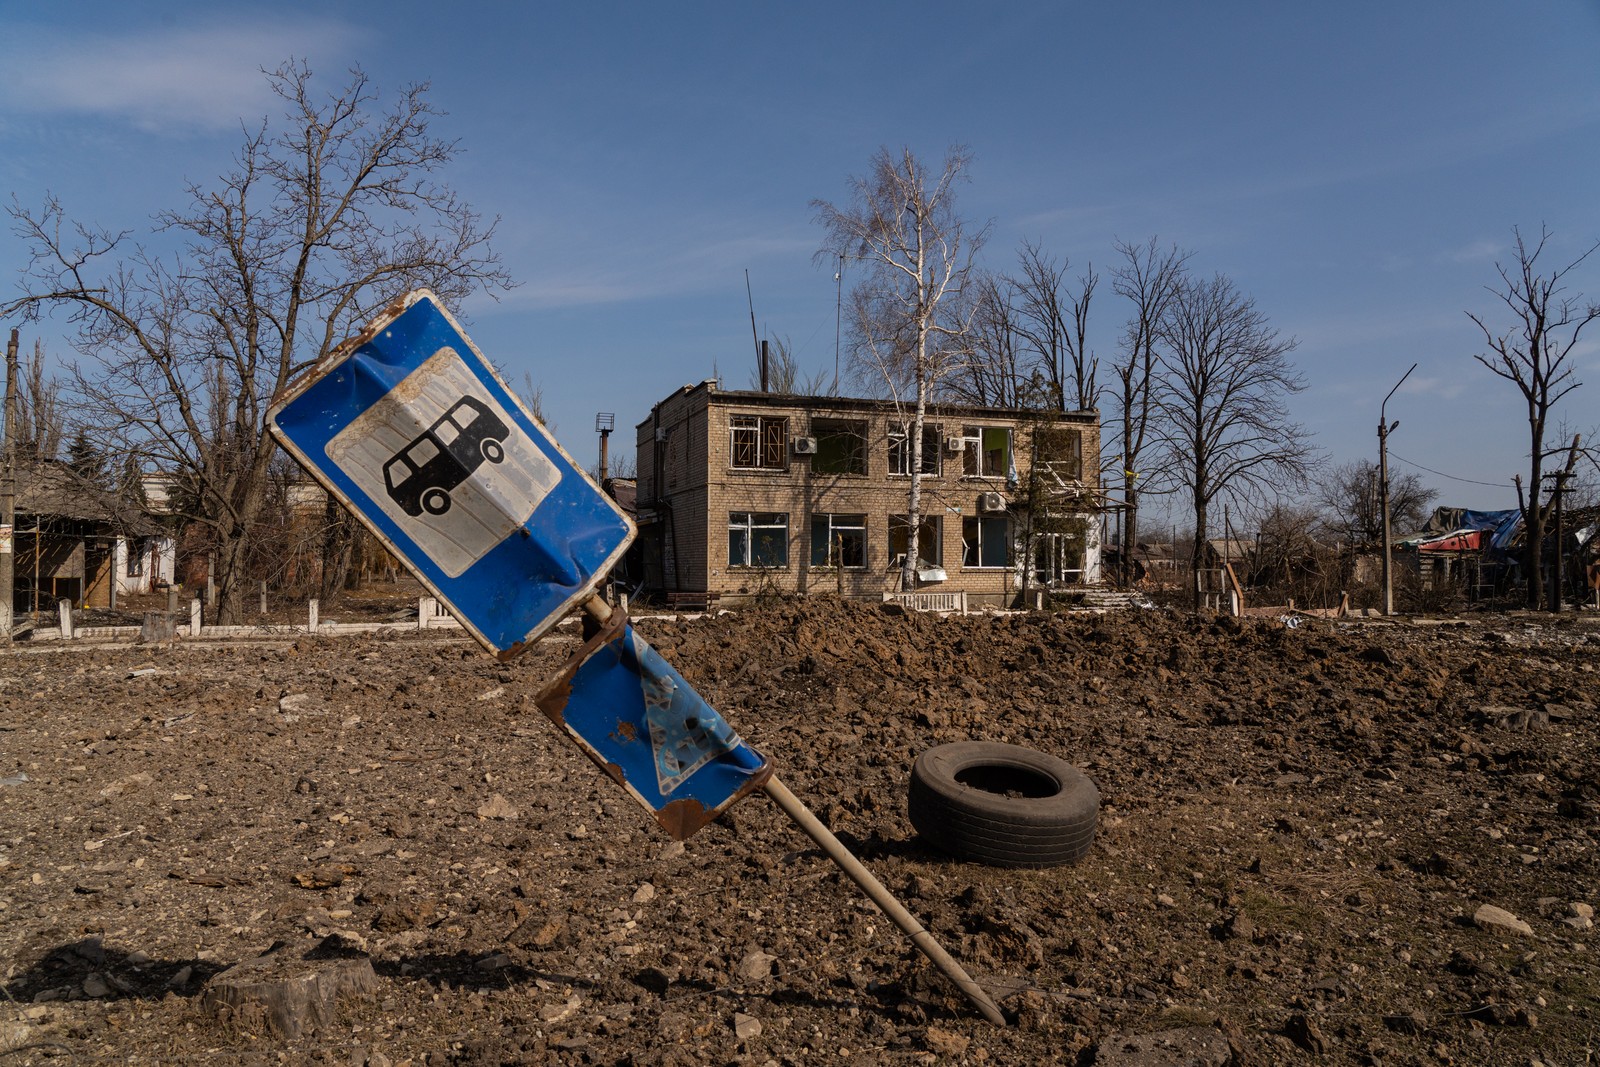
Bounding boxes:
[1,595,1596,1065]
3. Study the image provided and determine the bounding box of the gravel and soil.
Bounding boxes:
[1,596,1597,1065]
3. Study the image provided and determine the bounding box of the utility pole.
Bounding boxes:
[1544,470,1568,614]
[2,328,18,639]
[1543,434,1582,615]
[1379,363,1417,617]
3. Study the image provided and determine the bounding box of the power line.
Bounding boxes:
[1387,451,1511,489]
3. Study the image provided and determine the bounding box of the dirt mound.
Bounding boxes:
[1,603,1595,1063]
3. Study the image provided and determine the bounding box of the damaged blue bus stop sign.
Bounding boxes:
[267,290,633,659]
[537,610,771,840]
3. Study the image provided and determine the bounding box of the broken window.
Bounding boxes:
[888,423,940,476]
[1035,425,1083,481]
[962,515,1011,569]
[811,419,867,475]
[730,414,788,470]
[888,515,941,570]
[961,426,1012,478]
[126,539,145,577]
[728,512,789,567]
[810,513,867,568]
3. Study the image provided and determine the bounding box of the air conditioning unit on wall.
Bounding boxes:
[791,436,818,455]
[945,436,965,454]
[978,491,1007,513]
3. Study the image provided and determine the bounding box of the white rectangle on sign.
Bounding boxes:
[326,346,562,578]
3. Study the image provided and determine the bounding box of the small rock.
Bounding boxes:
[733,1012,763,1040]
[476,794,518,820]
[81,974,111,998]
[737,950,777,981]
[1474,904,1534,937]
[632,882,656,904]
[924,1027,970,1056]
[658,840,685,860]
[539,994,582,1023]
[1572,902,1595,920]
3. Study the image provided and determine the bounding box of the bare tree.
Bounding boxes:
[1155,272,1315,608]
[1315,459,1437,545]
[1010,240,1098,412]
[813,146,987,588]
[1467,226,1599,609]
[945,272,1024,408]
[4,62,511,621]
[1108,237,1188,585]
[14,339,65,462]
[746,335,831,395]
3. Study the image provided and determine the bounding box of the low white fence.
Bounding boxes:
[12,595,465,644]
[881,590,968,614]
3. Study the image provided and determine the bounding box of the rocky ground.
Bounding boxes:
[1,596,1597,1066]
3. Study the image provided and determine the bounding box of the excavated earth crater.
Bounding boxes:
[1,596,1597,1065]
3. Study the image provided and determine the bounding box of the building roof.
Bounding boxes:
[638,380,1099,429]
[9,460,160,534]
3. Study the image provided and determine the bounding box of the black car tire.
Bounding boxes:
[908,741,1098,868]
[482,439,505,464]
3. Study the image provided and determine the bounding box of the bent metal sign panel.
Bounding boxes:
[267,289,633,657]
[268,290,770,838]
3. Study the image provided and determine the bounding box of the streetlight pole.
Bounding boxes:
[1379,363,1417,617]
[1,329,19,640]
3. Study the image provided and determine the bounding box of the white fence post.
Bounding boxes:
[418,595,434,630]
[58,598,73,639]
[190,598,202,638]
[308,598,319,632]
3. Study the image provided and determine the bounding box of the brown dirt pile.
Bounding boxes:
[1,598,1596,1064]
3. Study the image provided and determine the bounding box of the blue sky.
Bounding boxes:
[3,1,1599,517]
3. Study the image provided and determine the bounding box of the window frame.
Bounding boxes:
[962,514,1011,569]
[888,514,942,570]
[728,511,790,568]
[961,425,1013,479]
[809,512,867,569]
[729,414,789,471]
[810,418,868,476]
[888,423,941,477]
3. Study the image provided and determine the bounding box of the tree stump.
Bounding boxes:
[201,953,377,1039]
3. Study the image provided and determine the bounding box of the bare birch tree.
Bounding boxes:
[4,62,511,620]
[1467,226,1599,609]
[1154,272,1314,609]
[813,146,987,588]
[1108,237,1188,585]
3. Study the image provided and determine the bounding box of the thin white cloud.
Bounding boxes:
[502,223,816,310]
[1,20,360,134]
[1438,240,1505,265]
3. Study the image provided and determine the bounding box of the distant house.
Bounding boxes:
[634,380,1102,608]
[8,460,173,612]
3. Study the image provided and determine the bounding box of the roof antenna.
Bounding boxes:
[745,270,766,392]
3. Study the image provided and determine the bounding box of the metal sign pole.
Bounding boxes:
[581,594,1007,1027]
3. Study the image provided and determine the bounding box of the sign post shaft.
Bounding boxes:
[579,594,1008,1027]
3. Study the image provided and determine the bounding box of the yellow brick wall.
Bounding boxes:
[637,385,1101,606]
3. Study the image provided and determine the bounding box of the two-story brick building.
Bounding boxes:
[634,380,1101,608]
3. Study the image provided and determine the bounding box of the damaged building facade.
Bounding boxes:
[634,381,1101,608]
